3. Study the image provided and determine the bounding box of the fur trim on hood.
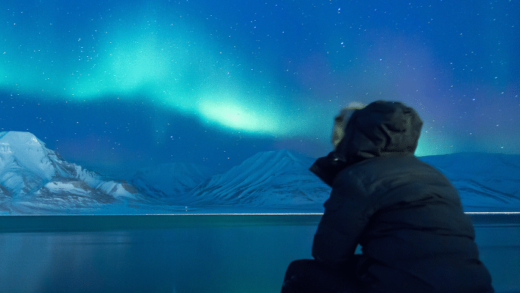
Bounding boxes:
[310,100,423,187]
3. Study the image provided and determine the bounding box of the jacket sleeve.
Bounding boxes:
[312,170,374,269]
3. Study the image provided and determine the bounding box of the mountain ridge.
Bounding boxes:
[0,131,140,213]
[178,149,330,208]
[125,162,220,199]
[1,131,520,214]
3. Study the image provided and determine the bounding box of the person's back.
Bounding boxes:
[282,100,493,293]
[319,155,493,293]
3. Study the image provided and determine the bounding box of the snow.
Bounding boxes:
[96,181,137,199]
[176,149,331,208]
[0,131,519,214]
[125,162,219,198]
[0,131,60,180]
[44,181,85,195]
[0,131,147,213]
[418,154,520,211]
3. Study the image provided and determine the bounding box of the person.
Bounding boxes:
[281,100,494,293]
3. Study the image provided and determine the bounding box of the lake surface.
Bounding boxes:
[1,213,519,293]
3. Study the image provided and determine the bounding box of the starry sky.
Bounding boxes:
[1,0,519,176]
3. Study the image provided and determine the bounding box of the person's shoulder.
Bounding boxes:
[335,155,453,191]
[357,155,442,174]
[346,154,420,174]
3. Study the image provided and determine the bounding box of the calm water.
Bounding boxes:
[1,214,519,293]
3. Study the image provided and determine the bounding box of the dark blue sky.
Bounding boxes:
[1,0,519,175]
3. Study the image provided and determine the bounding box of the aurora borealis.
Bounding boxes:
[1,0,519,175]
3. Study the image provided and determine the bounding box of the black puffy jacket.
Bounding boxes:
[309,101,493,293]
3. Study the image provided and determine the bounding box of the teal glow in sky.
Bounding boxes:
[1,0,519,174]
[0,1,303,137]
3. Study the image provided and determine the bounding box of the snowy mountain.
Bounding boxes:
[418,153,520,211]
[175,150,520,212]
[0,131,140,213]
[1,131,519,214]
[177,149,331,208]
[125,163,220,199]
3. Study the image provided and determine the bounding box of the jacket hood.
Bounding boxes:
[310,100,423,187]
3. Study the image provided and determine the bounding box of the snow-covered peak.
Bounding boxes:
[0,131,65,193]
[227,149,314,176]
[0,132,52,173]
[180,149,328,207]
[0,131,46,149]
[127,162,219,197]
[0,131,139,202]
[217,149,314,186]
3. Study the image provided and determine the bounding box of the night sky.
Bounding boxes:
[1,0,519,176]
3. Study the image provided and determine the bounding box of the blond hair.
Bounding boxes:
[332,102,367,150]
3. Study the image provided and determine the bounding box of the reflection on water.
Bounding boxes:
[0,225,317,292]
[0,215,519,293]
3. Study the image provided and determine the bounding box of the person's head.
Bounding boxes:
[332,102,367,150]
[332,100,423,164]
